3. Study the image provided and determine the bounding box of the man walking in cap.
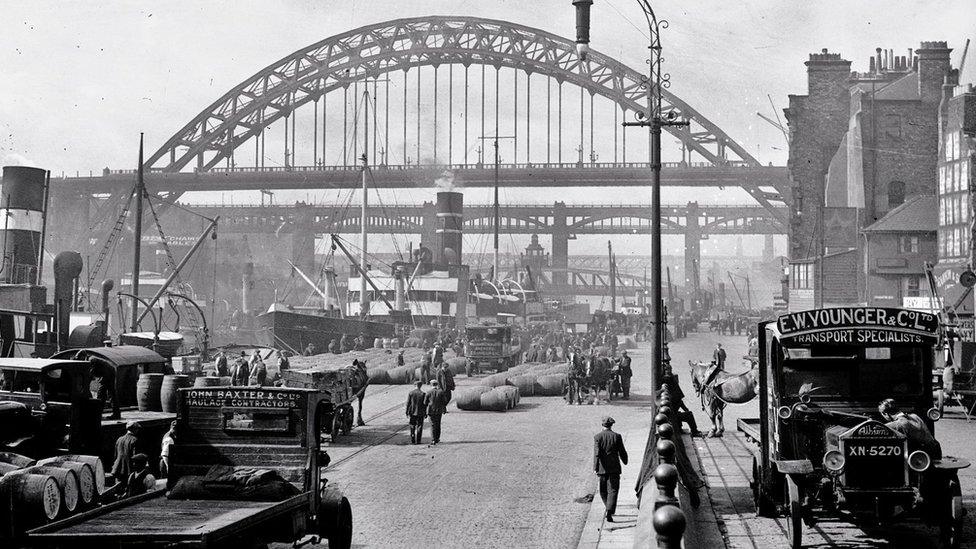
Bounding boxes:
[593,416,628,522]
[425,380,448,444]
[405,381,427,444]
[111,422,142,497]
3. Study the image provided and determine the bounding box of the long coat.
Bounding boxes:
[426,388,448,415]
[593,429,628,475]
[406,388,427,417]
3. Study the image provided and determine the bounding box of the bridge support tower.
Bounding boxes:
[684,201,701,311]
[551,202,569,291]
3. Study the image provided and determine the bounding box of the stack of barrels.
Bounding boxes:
[452,361,570,412]
[0,452,105,535]
[137,374,193,412]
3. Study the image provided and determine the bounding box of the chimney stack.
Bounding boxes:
[876,48,883,73]
[434,191,463,265]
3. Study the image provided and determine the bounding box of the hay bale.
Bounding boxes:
[535,374,567,396]
[455,386,491,410]
[479,390,508,412]
[366,368,390,384]
[508,374,536,397]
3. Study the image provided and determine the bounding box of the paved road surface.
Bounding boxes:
[323,346,657,548]
[681,330,976,549]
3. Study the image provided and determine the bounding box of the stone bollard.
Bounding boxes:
[654,412,670,426]
[657,405,672,417]
[656,423,673,441]
[653,463,679,509]
[653,504,686,549]
[656,438,676,465]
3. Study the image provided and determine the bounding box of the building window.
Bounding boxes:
[790,263,812,290]
[905,276,922,298]
[898,235,919,254]
[883,114,902,140]
[888,181,906,209]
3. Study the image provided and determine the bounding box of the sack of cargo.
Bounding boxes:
[479,391,508,412]
[366,368,390,384]
[483,373,510,388]
[495,386,520,408]
[508,374,536,397]
[535,374,567,396]
[386,366,413,384]
[455,386,491,411]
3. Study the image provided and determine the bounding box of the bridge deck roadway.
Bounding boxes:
[55,163,788,194]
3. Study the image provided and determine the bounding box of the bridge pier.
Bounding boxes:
[684,201,701,311]
[550,202,568,291]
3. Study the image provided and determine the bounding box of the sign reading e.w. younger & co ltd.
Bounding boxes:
[777,307,939,345]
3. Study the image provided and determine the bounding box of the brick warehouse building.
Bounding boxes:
[785,43,956,310]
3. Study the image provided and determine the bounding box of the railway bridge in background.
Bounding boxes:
[48,16,790,304]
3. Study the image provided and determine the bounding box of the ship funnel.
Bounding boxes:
[435,191,463,265]
[394,267,407,310]
[1,166,47,284]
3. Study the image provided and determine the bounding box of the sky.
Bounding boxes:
[1,0,974,256]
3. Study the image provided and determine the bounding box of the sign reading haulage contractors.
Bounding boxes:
[777,307,939,344]
[185,389,302,409]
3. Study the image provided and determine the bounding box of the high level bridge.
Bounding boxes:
[50,16,790,302]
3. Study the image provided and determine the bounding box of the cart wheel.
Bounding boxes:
[331,413,342,442]
[319,486,353,549]
[752,458,776,517]
[784,475,803,549]
[340,405,354,435]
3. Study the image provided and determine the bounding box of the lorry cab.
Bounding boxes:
[747,307,967,548]
[465,323,521,375]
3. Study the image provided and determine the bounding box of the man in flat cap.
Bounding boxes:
[593,416,628,522]
[425,380,448,444]
[124,453,158,498]
[111,422,142,497]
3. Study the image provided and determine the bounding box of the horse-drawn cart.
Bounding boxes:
[281,364,367,442]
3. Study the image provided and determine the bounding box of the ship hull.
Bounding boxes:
[255,309,396,353]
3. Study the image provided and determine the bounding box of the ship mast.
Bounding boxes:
[130,133,145,332]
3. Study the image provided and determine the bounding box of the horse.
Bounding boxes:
[689,359,759,437]
[584,355,614,404]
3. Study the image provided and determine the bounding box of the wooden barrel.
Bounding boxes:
[479,391,508,412]
[136,373,164,411]
[40,456,101,500]
[0,472,61,524]
[24,466,79,514]
[0,451,35,468]
[509,374,536,397]
[535,374,567,396]
[366,368,390,384]
[194,376,224,387]
[455,386,491,411]
[387,366,413,385]
[161,375,191,413]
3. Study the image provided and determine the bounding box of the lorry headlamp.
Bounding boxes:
[926,407,942,421]
[908,450,931,472]
[823,450,845,474]
[777,405,793,419]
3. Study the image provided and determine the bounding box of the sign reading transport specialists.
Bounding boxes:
[777,307,939,344]
[185,388,302,409]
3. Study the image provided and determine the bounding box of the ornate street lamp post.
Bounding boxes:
[573,0,687,391]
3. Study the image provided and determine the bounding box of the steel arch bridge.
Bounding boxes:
[141,16,779,210]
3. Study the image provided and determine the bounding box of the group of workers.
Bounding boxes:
[212,349,290,386]
[404,342,456,444]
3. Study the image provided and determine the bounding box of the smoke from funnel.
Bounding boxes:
[434,170,459,192]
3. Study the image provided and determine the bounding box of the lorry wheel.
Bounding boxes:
[319,486,353,549]
[752,458,776,517]
[941,476,963,549]
[784,475,803,549]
